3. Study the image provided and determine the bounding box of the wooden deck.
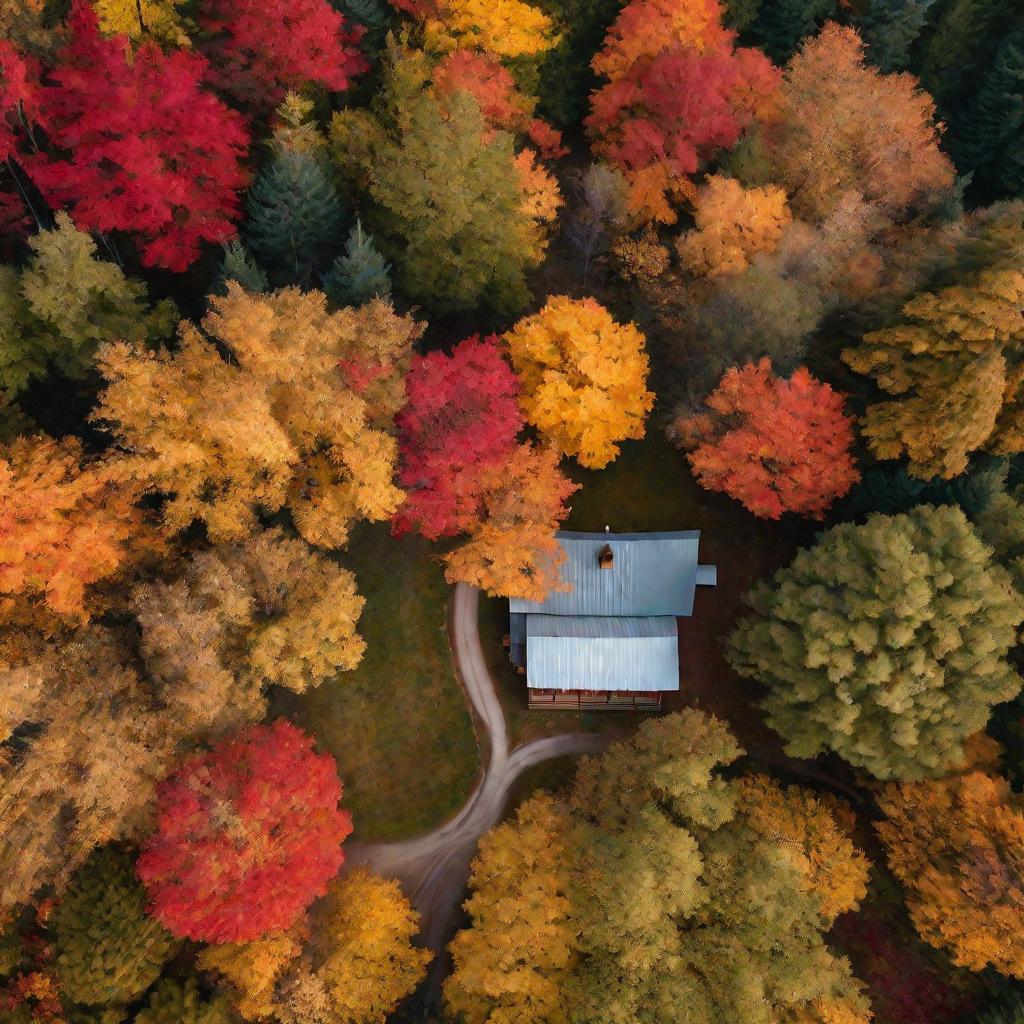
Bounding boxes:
[527,688,662,710]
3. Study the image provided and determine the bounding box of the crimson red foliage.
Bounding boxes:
[0,41,32,163]
[0,190,30,256]
[586,42,777,178]
[200,0,368,110]
[136,719,352,943]
[393,335,522,540]
[674,359,859,519]
[24,3,249,272]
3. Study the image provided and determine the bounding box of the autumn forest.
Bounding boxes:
[1,0,1024,1022]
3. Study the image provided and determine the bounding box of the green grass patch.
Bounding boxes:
[270,521,480,843]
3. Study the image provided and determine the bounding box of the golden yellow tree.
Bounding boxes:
[504,296,654,469]
[0,435,159,622]
[877,765,1024,976]
[442,443,578,601]
[735,774,870,923]
[96,286,421,547]
[445,794,576,1024]
[310,869,430,1024]
[272,871,429,1024]
[843,267,1024,479]
[423,0,560,60]
[676,175,792,278]
[92,0,191,46]
[199,931,305,1020]
[134,527,365,709]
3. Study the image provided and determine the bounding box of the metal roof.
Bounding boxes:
[526,616,679,692]
[509,531,713,618]
[526,614,678,638]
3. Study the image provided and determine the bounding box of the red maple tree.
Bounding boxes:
[136,719,352,943]
[672,359,859,519]
[586,42,777,180]
[200,0,368,110]
[393,335,522,541]
[0,40,32,163]
[0,42,32,250]
[23,2,249,272]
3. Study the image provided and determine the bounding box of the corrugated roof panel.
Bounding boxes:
[526,634,680,692]
[527,615,678,639]
[510,531,702,617]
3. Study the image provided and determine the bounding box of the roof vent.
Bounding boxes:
[598,543,614,570]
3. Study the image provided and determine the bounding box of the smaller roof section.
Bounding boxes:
[510,531,716,618]
[526,615,679,692]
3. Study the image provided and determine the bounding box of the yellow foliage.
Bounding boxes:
[504,296,654,468]
[843,268,1024,479]
[735,774,870,923]
[92,0,191,45]
[424,0,560,59]
[514,148,563,227]
[877,767,1024,977]
[677,174,792,278]
[96,287,421,547]
[611,230,671,282]
[445,794,576,1024]
[199,932,305,1020]
[311,870,431,1024]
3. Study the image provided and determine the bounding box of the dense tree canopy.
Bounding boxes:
[877,750,1024,978]
[447,710,872,1024]
[95,286,418,547]
[52,846,179,1006]
[394,335,522,540]
[728,504,1024,779]
[137,719,353,943]
[330,46,554,314]
[671,359,859,518]
[23,2,250,271]
[504,296,653,469]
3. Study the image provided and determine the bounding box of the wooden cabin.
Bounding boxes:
[508,531,716,710]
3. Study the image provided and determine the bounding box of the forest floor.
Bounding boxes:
[269,520,480,843]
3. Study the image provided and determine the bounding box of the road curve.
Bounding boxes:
[345,583,610,956]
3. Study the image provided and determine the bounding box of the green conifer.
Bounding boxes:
[214,240,270,296]
[919,0,1002,102]
[949,32,1024,201]
[245,149,347,286]
[323,219,391,307]
[748,0,837,63]
[857,0,937,71]
[723,0,763,30]
[51,847,180,1007]
[0,213,176,401]
[134,978,235,1024]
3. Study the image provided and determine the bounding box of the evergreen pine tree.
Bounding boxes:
[748,0,837,63]
[919,0,1003,102]
[724,0,763,31]
[835,455,1007,522]
[323,219,391,307]
[51,847,180,1007]
[214,240,270,295]
[949,31,1024,201]
[245,149,347,286]
[857,0,937,71]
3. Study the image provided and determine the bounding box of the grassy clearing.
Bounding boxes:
[270,521,480,843]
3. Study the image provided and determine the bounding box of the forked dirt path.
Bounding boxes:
[345,583,609,954]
